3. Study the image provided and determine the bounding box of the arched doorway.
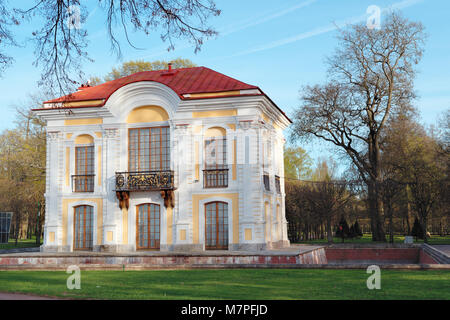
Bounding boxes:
[136,203,160,250]
[205,201,228,250]
[74,205,94,250]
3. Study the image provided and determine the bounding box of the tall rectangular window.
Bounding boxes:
[74,146,94,192]
[204,137,228,188]
[128,127,170,171]
[205,137,227,169]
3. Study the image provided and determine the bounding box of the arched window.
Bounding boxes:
[205,201,228,250]
[73,145,95,192]
[204,127,228,188]
[136,203,160,249]
[74,205,94,250]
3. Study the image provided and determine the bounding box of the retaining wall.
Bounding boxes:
[325,247,438,264]
[0,247,327,269]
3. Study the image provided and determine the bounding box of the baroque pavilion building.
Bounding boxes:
[33,66,291,252]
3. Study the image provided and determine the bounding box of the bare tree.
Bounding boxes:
[1,0,220,94]
[0,0,17,73]
[305,180,354,243]
[291,12,426,241]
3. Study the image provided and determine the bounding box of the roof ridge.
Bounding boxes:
[43,66,259,104]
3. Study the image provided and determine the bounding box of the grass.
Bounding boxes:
[0,236,42,250]
[295,234,450,245]
[0,269,448,300]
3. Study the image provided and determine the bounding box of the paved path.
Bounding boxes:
[432,245,450,256]
[0,247,40,255]
[0,292,60,300]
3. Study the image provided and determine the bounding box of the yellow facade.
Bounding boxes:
[187,90,241,99]
[192,193,239,245]
[74,134,94,144]
[166,207,173,245]
[122,207,128,244]
[192,109,237,118]
[65,118,103,126]
[62,198,103,246]
[126,105,169,123]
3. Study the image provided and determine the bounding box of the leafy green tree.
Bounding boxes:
[104,58,197,82]
[1,93,48,245]
[383,114,446,243]
[283,146,312,180]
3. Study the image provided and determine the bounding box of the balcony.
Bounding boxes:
[72,174,95,192]
[203,167,229,188]
[115,170,174,192]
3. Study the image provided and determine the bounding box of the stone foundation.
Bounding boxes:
[161,244,204,252]
[40,245,71,253]
[1,246,328,269]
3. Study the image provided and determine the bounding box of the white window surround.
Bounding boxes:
[67,200,99,251]
[127,192,167,248]
[198,197,233,248]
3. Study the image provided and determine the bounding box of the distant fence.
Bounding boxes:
[0,212,13,244]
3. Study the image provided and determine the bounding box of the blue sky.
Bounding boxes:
[0,0,448,163]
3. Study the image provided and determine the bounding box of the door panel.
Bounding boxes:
[137,204,160,249]
[74,205,93,250]
[205,202,228,250]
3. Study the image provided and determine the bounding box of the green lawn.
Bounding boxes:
[0,236,42,250]
[295,234,450,245]
[0,269,448,300]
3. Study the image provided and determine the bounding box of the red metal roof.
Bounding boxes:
[44,66,260,105]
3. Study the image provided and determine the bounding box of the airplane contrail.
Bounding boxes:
[219,0,317,36]
[134,0,318,60]
[219,0,425,59]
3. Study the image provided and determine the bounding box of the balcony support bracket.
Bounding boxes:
[160,190,175,208]
[116,191,130,210]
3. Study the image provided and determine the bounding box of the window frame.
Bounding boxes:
[135,203,161,250]
[73,205,94,250]
[275,175,281,193]
[128,126,170,172]
[203,136,228,188]
[73,145,95,192]
[204,201,229,250]
[263,173,270,191]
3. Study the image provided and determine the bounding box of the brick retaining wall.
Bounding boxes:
[325,248,438,264]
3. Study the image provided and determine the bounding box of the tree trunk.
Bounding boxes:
[420,215,428,244]
[406,186,412,235]
[368,181,386,241]
[389,210,394,244]
[326,215,333,244]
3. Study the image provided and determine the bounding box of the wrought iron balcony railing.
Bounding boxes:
[72,174,95,192]
[115,170,174,192]
[203,168,229,188]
